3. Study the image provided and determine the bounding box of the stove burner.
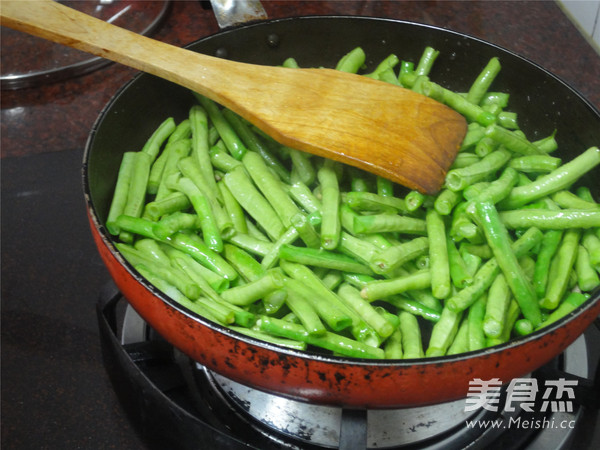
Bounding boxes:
[205,368,474,448]
[97,281,599,450]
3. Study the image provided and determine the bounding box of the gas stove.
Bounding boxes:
[97,281,600,450]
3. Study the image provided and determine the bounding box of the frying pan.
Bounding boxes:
[83,16,600,408]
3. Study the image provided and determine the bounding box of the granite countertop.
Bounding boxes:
[2,1,599,449]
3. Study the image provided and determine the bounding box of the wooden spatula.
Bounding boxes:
[1,0,467,194]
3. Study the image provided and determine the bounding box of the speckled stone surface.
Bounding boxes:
[1,1,599,449]
[1,0,599,158]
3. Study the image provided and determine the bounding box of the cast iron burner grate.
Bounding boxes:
[96,281,599,450]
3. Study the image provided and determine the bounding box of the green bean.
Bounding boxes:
[118,151,152,242]
[434,189,462,215]
[176,177,223,252]
[426,307,463,357]
[514,318,534,336]
[117,243,201,300]
[320,270,344,291]
[466,57,501,105]
[421,80,496,126]
[499,209,600,230]
[447,318,470,355]
[447,236,473,289]
[165,231,238,281]
[318,159,342,249]
[552,190,600,210]
[195,94,247,160]
[280,263,352,331]
[141,117,176,162]
[369,236,429,275]
[452,152,481,169]
[222,243,263,282]
[281,57,299,68]
[459,245,482,277]
[134,238,171,266]
[243,151,301,228]
[484,125,544,156]
[384,328,403,359]
[486,300,521,347]
[353,213,426,235]
[261,225,300,270]
[335,47,366,73]
[468,295,487,351]
[152,212,196,239]
[508,155,562,173]
[446,227,542,313]
[287,181,322,214]
[450,202,481,242]
[223,166,285,240]
[147,147,170,195]
[155,139,191,201]
[167,118,192,144]
[481,92,510,108]
[576,186,596,203]
[168,249,229,293]
[279,245,373,275]
[224,110,291,183]
[281,288,324,334]
[144,192,191,221]
[136,264,226,324]
[377,176,394,197]
[540,229,581,309]
[230,326,306,351]
[364,54,399,79]
[259,316,384,359]
[226,233,274,258]
[350,172,371,192]
[460,123,487,151]
[415,46,439,76]
[383,295,441,322]
[398,312,425,359]
[500,146,600,209]
[107,152,137,235]
[474,137,498,157]
[209,143,243,172]
[497,111,519,130]
[344,191,407,214]
[575,245,600,292]
[405,190,427,212]
[445,149,511,191]
[338,284,395,339]
[471,201,542,326]
[536,292,590,330]
[189,105,220,198]
[360,270,431,300]
[533,230,563,298]
[582,230,600,266]
[218,181,247,235]
[482,274,512,338]
[221,270,284,306]
[288,147,316,186]
[426,209,451,299]
[116,215,158,240]
[466,167,519,208]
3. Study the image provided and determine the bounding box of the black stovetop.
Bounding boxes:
[2,149,147,448]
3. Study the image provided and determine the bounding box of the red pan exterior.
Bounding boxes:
[83,17,600,408]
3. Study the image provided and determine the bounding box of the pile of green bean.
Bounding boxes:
[106,46,600,360]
